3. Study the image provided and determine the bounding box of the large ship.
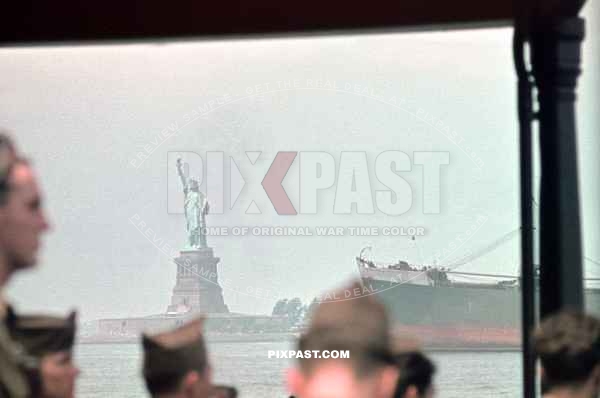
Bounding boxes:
[357,241,600,350]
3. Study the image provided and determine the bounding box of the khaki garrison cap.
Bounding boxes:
[5,309,77,398]
[142,317,208,394]
[6,309,77,357]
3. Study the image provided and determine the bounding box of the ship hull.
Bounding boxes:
[363,277,600,350]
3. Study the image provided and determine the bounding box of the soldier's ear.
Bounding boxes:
[180,370,200,396]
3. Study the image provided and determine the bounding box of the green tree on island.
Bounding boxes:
[285,298,303,325]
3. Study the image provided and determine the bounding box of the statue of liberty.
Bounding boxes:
[176,158,209,249]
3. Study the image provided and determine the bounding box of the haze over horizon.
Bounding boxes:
[1,11,598,322]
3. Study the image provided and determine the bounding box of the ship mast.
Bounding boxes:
[411,235,425,266]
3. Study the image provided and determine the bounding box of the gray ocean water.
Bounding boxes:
[75,342,521,397]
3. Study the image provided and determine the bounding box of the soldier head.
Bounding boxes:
[392,352,436,398]
[142,318,212,398]
[7,309,79,398]
[287,280,399,398]
[534,310,600,398]
[0,132,50,282]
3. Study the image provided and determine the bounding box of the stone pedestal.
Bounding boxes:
[167,248,229,314]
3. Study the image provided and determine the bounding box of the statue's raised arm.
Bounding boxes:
[176,158,188,190]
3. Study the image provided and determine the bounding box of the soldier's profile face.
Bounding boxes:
[40,351,79,398]
[0,163,50,270]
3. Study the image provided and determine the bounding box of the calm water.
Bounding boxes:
[76,342,521,397]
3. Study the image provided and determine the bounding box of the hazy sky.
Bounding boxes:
[1,6,598,321]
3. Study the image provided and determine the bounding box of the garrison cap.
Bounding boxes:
[6,309,76,357]
[142,317,208,394]
[5,308,77,397]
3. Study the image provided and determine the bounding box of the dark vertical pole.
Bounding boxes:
[514,27,536,398]
[530,16,585,317]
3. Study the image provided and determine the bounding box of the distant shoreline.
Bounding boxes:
[79,333,520,352]
[79,332,298,345]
